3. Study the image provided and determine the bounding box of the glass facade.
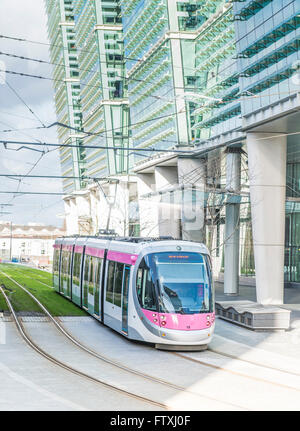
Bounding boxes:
[233,0,300,285]
[234,0,300,116]
[73,0,130,177]
[45,0,86,193]
[286,140,300,283]
[45,1,300,285]
[189,4,241,141]
[121,0,181,162]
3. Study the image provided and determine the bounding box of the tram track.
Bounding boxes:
[170,350,300,392]
[209,346,300,378]
[2,268,300,408]
[0,270,246,410]
[0,282,167,410]
[2,269,300,401]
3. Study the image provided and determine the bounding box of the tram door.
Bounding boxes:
[122,266,130,334]
[83,255,89,309]
[94,258,102,316]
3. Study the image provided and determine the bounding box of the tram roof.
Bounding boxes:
[55,236,209,255]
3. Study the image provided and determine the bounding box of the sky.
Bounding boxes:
[0,0,64,227]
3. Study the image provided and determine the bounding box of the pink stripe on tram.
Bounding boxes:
[107,250,138,265]
[142,309,215,331]
[62,245,73,251]
[85,247,105,258]
[74,245,84,253]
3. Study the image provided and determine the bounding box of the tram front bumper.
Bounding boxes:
[157,323,215,346]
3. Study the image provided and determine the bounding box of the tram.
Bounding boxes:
[53,237,215,350]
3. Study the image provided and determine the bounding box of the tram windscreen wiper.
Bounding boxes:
[178,307,194,314]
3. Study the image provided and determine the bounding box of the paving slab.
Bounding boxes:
[0,322,158,411]
[58,317,300,410]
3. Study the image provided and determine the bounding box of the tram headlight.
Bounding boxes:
[161,321,166,326]
[206,315,210,321]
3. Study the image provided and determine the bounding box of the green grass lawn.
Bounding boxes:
[0,264,87,316]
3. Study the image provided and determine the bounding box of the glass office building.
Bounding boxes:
[233,0,300,287]
[44,0,85,193]
[45,1,300,297]
[73,0,130,178]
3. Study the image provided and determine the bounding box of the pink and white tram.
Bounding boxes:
[53,237,215,350]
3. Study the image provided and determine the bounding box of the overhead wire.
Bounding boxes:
[1,0,296,209]
[0,0,294,85]
[0,86,297,151]
[5,81,46,128]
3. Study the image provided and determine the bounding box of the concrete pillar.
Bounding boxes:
[64,198,79,235]
[137,173,159,237]
[206,149,221,189]
[109,181,130,236]
[224,148,241,295]
[76,194,92,235]
[154,166,179,238]
[247,132,287,305]
[178,157,206,242]
[90,189,100,234]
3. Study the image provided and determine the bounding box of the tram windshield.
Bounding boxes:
[137,252,213,314]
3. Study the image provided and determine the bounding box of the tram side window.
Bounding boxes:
[62,251,68,279]
[95,258,102,312]
[53,248,60,289]
[89,257,96,296]
[137,268,143,301]
[53,249,59,275]
[61,250,71,295]
[136,261,157,311]
[84,255,90,289]
[106,261,115,303]
[73,253,81,284]
[95,258,102,288]
[204,254,214,310]
[61,251,65,276]
[114,262,124,307]
[53,249,59,272]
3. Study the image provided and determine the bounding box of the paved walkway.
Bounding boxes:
[1,281,300,410]
[1,314,300,410]
[215,281,300,362]
[215,281,300,326]
[0,322,157,411]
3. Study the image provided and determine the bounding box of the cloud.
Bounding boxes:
[0,0,64,227]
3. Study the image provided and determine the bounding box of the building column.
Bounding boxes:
[64,198,79,235]
[76,194,92,235]
[154,166,179,238]
[224,148,241,295]
[247,132,287,305]
[137,173,159,237]
[178,157,206,242]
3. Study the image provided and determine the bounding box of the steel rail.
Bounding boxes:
[5,268,299,385]
[2,269,299,407]
[0,283,167,410]
[171,352,300,392]
[0,269,245,410]
[208,347,300,378]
